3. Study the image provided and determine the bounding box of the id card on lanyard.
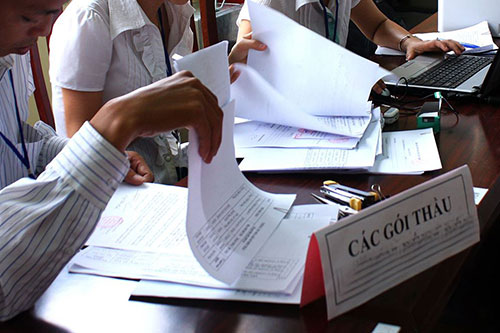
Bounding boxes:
[0,70,35,179]
[319,0,339,44]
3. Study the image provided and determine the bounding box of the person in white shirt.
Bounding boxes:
[237,0,464,93]
[49,0,265,184]
[0,0,222,321]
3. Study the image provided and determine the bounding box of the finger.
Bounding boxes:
[240,38,267,52]
[446,40,465,55]
[230,69,241,84]
[203,102,223,163]
[130,152,153,177]
[406,49,417,60]
[135,161,154,182]
[434,40,450,53]
[124,168,146,185]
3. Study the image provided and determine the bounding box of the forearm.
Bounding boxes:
[351,0,413,50]
[371,19,411,50]
[0,123,128,321]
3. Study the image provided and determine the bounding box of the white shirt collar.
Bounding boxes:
[108,0,194,40]
[296,0,321,11]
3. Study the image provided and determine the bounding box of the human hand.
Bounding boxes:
[404,38,464,60]
[228,35,267,83]
[123,151,154,185]
[90,71,223,163]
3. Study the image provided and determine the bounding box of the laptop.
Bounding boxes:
[438,0,500,37]
[384,52,497,94]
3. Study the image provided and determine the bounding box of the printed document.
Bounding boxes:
[369,128,442,174]
[234,121,361,149]
[237,111,381,172]
[71,185,331,293]
[231,64,373,136]
[244,1,389,117]
[186,100,295,284]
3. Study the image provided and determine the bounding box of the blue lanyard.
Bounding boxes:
[319,0,339,43]
[158,8,173,77]
[0,70,35,179]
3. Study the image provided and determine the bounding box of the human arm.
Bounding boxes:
[90,70,223,162]
[0,123,130,321]
[62,89,103,137]
[350,0,464,59]
[0,71,222,321]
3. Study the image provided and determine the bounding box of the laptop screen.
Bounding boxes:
[438,0,500,37]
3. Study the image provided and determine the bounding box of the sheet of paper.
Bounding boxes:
[237,112,380,172]
[85,183,188,252]
[285,204,339,224]
[187,100,296,284]
[245,1,388,117]
[473,187,488,205]
[131,277,302,305]
[173,41,230,106]
[313,165,479,320]
[72,212,329,293]
[234,121,360,149]
[369,128,442,174]
[231,64,372,136]
[375,21,497,56]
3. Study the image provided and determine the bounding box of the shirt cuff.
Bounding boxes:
[46,122,129,209]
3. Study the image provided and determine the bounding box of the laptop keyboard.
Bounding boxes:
[408,55,493,88]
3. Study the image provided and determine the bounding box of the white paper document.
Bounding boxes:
[186,100,296,285]
[369,128,442,174]
[132,277,303,305]
[72,212,328,293]
[473,187,488,205]
[173,40,230,105]
[231,63,373,136]
[375,21,497,56]
[244,1,388,117]
[234,121,361,149]
[312,165,479,319]
[237,111,381,172]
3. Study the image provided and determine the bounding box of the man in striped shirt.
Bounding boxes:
[0,0,223,321]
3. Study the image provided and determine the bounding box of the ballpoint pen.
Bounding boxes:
[459,42,480,49]
[436,38,479,49]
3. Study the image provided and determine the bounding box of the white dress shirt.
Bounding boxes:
[238,0,361,47]
[0,53,129,321]
[49,0,194,184]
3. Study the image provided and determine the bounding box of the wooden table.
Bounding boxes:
[3,14,500,333]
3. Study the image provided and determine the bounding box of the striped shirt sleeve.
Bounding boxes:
[0,122,129,321]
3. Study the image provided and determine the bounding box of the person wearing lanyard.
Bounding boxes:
[49,0,265,184]
[236,0,465,93]
[1,0,222,321]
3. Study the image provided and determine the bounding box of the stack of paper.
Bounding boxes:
[230,2,442,174]
[70,184,337,301]
[69,38,338,302]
